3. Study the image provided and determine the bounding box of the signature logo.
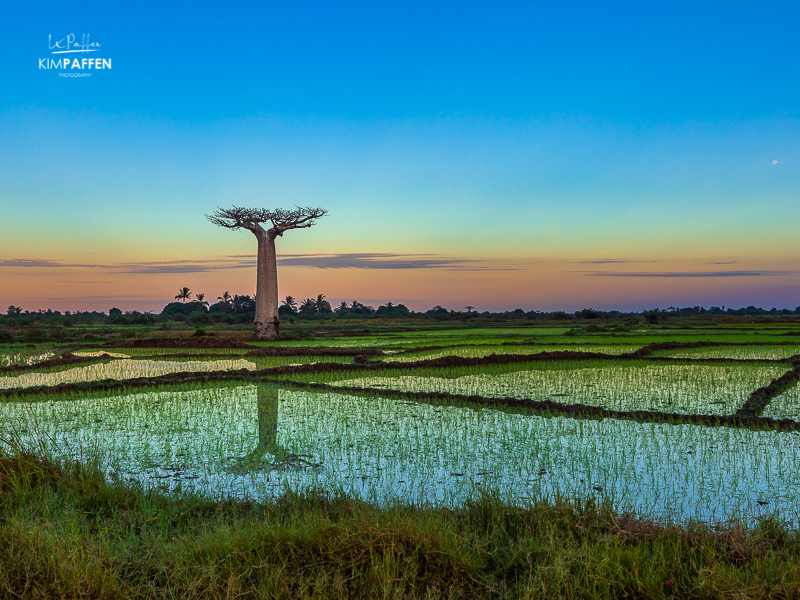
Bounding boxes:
[39,34,111,76]
[48,34,101,54]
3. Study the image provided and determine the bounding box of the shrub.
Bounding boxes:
[22,330,49,342]
[189,311,211,325]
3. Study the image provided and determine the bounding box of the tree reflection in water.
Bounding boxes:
[235,385,319,472]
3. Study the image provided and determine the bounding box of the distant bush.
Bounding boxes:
[189,311,211,325]
[0,331,14,343]
[162,301,207,318]
[643,309,661,325]
[23,330,49,342]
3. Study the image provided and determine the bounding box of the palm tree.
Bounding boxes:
[218,291,232,305]
[315,293,332,314]
[196,293,209,307]
[175,287,192,303]
[282,295,298,312]
[299,298,316,315]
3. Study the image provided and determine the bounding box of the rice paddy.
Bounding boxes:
[650,345,800,360]
[4,384,800,527]
[328,362,790,416]
[2,325,800,529]
[0,358,258,390]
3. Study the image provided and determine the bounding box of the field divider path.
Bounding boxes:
[0,352,115,375]
[2,348,796,398]
[3,356,800,432]
[270,378,800,432]
[736,357,800,417]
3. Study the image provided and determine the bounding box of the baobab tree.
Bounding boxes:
[207,206,327,340]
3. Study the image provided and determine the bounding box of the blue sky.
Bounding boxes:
[1,1,799,312]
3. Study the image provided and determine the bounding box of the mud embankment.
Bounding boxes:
[736,359,800,417]
[245,346,383,358]
[3,354,800,431]
[281,379,800,432]
[0,352,113,374]
[106,337,252,349]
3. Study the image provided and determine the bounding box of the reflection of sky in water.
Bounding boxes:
[0,359,257,389]
[763,385,800,421]
[330,364,788,416]
[0,352,56,367]
[2,385,799,528]
[384,345,640,361]
[652,346,800,360]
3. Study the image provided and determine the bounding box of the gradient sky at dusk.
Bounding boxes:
[1,1,799,313]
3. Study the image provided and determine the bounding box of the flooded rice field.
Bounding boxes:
[2,332,799,527]
[651,345,800,361]
[0,358,257,389]
[383,344,641,361]
[3,384,799,527]
[329,363,789,416]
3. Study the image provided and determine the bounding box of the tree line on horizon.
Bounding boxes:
[4,299,800,327]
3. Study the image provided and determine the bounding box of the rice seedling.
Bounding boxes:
[650,345,800,360]
[0,350,56,367]
[0,358,258,390]
[761,383,800,421]
[320,361,789,416]
[3,384,799,528]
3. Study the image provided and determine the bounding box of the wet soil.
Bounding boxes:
[245,346,383,357]
[736,360,800,417]
[4,364,796,432]
[286,379,800,432]
[106,337,252,349]
[4,343,798,431]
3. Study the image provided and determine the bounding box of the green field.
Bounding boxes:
[2,320,800,598]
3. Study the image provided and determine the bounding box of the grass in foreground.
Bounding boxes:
[2,443,800,599]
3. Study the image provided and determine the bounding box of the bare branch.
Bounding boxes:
[207,206,327,234]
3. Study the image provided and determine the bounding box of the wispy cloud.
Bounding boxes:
[576,259,647,264]
[1,253,517,274]
[276,253,494,270]
[0,258,108,269]
[584,270,798,278]
[114,259,252,274]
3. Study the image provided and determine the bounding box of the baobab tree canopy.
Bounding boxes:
[207,206,327,238]
[207,206,327,341]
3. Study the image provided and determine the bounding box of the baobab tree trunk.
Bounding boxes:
[254,229,280,340]
[237,385,287,469]
[207,205,326,341]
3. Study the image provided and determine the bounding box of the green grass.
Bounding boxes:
[4,442,800,599]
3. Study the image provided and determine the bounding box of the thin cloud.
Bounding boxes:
[576,259,641,264]
[584,270,798,278]
[0,258,108,269]
[2,253,518,274]
[276,253,494,270]
[114,259,253,274]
